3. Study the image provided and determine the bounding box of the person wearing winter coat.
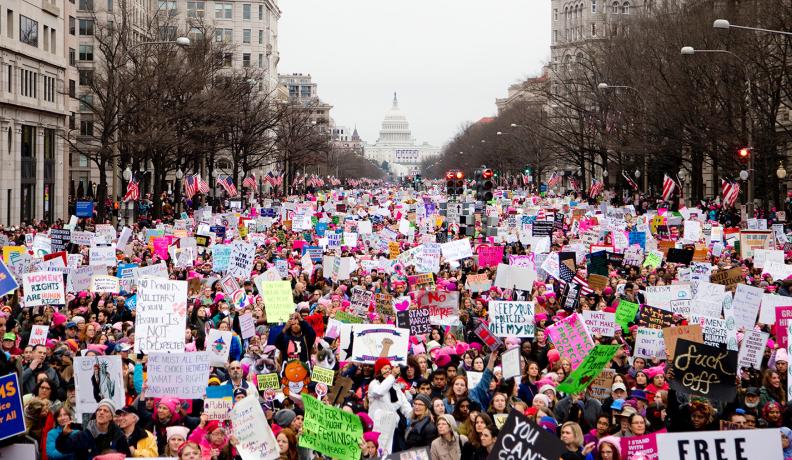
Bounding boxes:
[405,394,438,449]
[151,397,199,455]
[187,415,237,460]
[46,407,76,460]
[367,357,411,455]
[430,414,468,460]
[56,399,131,460]
[114,405,157,458]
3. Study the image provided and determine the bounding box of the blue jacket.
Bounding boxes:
[46,426,74,460]
[468,368,494,411]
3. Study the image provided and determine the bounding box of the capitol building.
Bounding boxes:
[364,93,439,177]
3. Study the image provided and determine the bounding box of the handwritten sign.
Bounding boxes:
[145,352,210,399]
[396,307,432,336]
[134,278,187,353]
[28,325,49,346]
[416,290,460,326]
[259,280,294,324]
[205,385,233,420]
[582,311,616,336]
[90,275,120,294]
[488,301,535,337]
[22,271,65,306]
[256,373,280,392]
[662,325,703,361]
[232,396,280,460]
[546,313,594,368]
[558,344,620,394]
[670,339,737,401]
[300,395,362,460]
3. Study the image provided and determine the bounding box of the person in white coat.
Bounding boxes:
[368,357,412,455]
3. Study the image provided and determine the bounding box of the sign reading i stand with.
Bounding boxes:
[76,201,94,217]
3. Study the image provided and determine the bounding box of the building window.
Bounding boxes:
[258,53,263,67]
[21,125,36,158]
[242,29,251,43]
[158,0,176,16]
[69,79,76,97]
[188,27,204,41]
[107,0,113,12]
[20,69,38,98]
[300,86,311,98]
[43,75,55,102]
[187,1,204,18]
[79,93,93,111]
[69,48,76,66]
[44,129,55,160]
[592,0,597,13]
[79,154,89,167]
[78,69,93,86]
[215,3,232,19]
[591,23,597,36]
[214,28,232,43]
[258,5,263,20]
[622,2,630,14]
[79,44,93,61]
[258,29,263,44]
[553,8,558,21]
[611,1,619,13]
[79,19,94,35]
[243,4,251,19]
[20,15,38,47]
[242,53,251,67]
[80,119,94,136]
[69,113,76,130]
[553,29,558,44]
[78,0,93,11]
[223,53,232,67]
[159,26,177,40]
[69,16,75,35]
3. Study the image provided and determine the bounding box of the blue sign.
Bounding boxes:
[628,231,646,250]
[0,373,26,440]
[302,246,323,262]
[125,294,137,311]
[539,183,548,193]
[0,260,19,298]
[315,222,329,237]
[76,201,94,217]
[117,263,138,279]
[210,225,226,239]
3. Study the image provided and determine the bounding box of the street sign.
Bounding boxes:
[446,201,462,223]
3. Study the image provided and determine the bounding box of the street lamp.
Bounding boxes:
[175,168,184,180]
[777,161,787,179]
[122,167,133,226]
[634,169,641,179]
[713,19,792,37]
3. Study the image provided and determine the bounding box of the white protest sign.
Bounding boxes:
[656,428,781,460]
[117,227,133,251]
[68,265,103,292]
[232,396,280,460]
[239,313,256,339]
[134,278,187,353]
[32,234,51,256]
[488,301,535,337]
[145,352,211,399]
[738,329,768,371]
[350,325,410,365]
[22,272,65,306]
[205,329,232,367]
[133,262,169,281]
[582,311,616,336]
[90,275,120,294]
[493,263,537,291]
[645,284,691,308]
[74,355,124,420]
[752,249,784,269]
[89,244,117,267]
[732,284,764,331]
[759,293,792,325]
[227,241,255,279]
[501,347,521,381]
[634,327,666,359]
[440,238,473,261]
[28,325,49,346]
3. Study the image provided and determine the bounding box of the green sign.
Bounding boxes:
[558,345,620,395]
[261,280,294,323]
[616,299,640,332]
[334,311,364,324]
[299,395,362,460]
[642,251,662,269]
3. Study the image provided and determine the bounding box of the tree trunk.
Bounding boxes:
[98,157,108,222]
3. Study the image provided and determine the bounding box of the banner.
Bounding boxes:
[74,355,125,420]
[557,344,620,394]
[656,428,781,460]
[22,271,65,306]
[546,313,594,368]
[670,339,737,401]
[232,395,280,460]
[300,395,362,460]
[415,290,460,326]
[350,324,409,365]
[488,301,535,337]
[134,278,188,353]
[259,280,294,324]
[205,385,233,420]
[486,410,565,460]
[0,374,26,441]
[145,352,211,399]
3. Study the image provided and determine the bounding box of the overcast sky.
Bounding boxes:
[278,0,550,149]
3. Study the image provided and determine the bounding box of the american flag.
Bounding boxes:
[123,175,140,202]
[721,178,740,208]
[522,174,530,186]
[589,178,604,198]
[264,171,275,185]
[243,174,258,191]
[183,175,198,199]
[197,175,210,193]
[621,170,639,191]
[216,176,238,197]
[662,174,676,202]
[548,171,562,187]
[570,177,580,192]
[572,274,594,295]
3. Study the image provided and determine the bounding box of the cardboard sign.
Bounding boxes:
[656,428,781,460]
[589,368,616,402]
[145,352,211,399]
[710,267,743,292]
[663,324,703,361]
[558,344,620,394]
[546,313,594,368]
[134,278,188,353]
[28,325,49,346]
[0,374,26,440]
[350,324,410,365]
[670,339,737,401]
[300,395,362,460]
[259,280,294,324]
[488,301,535,337]
[615,299,640,332]
[22,271,65,306]
[487,410,565,460]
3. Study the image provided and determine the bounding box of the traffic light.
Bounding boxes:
[524,166,532,175]
[446,170,464,196]
[737,147,751,165]
[476,167,494,202]
[446,171,455,195]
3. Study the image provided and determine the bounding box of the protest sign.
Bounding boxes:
[227,241,255,279]
[740,230,773,259]
[615,299,640,332]
[0,259,19,297]
[440,238,473,261]
[145,352,210,399]
[205,385,233,420]
[776,306,792,348]
[656,428,781,460]
[582,311,616,336]
[645,284,691,308]
[300,395,362,460]
[89,244,116,267]
[22,271,65,306]
[134,278,187,353]
[621,432,660,460]
[737,329,768,371]
[212,245,232,272]
[74,355,124,420]
[477,245,504,268]
[732,284,764,331]
[415,290,460,326]
[474,322,503,352]
[488,301,535,337]
[486,410,565,460]
[375,293,394,316]
[407,273,435,291]
[670,339,737,401]
[638,305,674,329]
[635,327,666,359]
[259,280,294,323]
[689,315,731,349]
[206,329,232,367]
[232,395,280,460]
[0,374,25,440]
[589,368,616,402]
[311,366,335,386]
[501,347,521,380]
[546,313,594,368]
[381,448,430,460]
[493,263,537,291]
[90,275,120,294]
[49,228,71,252]
[239,312,256,339]
[350,324,409,365]
[256,373,280,391]
[396,307,432,336]
[710,267,743,291]
[558,344,620,394]
[466,273,492,293]
[70,231,94,246]
[663,325,703,361]
[28,325,49,346]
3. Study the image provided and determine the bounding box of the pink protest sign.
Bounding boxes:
[545,313,594,368]
[477,245,504,268]
[620,430,662,460]
[775,306,792,348]
[293,240,306,250]
[153,237,170,260]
